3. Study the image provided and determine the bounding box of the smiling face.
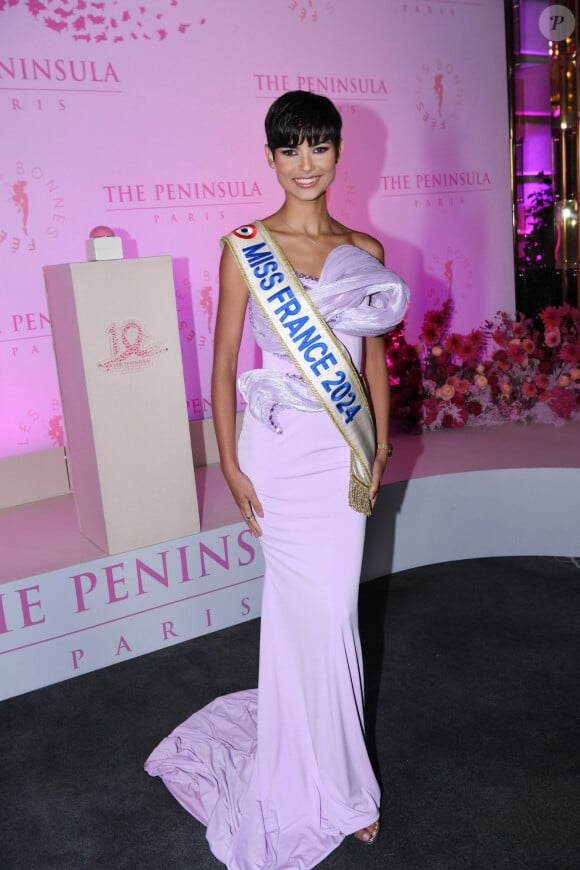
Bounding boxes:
[266,138,342,202]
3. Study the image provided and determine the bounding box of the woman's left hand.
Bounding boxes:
[369,451,389,508]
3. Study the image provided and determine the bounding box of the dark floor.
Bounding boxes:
[1,556,579,870]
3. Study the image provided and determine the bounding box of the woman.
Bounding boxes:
[145,91,409,869]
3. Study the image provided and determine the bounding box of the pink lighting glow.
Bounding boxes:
[0,0,514,459]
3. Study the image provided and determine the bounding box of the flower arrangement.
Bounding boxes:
[386,300,580,431]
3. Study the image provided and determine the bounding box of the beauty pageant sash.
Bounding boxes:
[223,220,375,516]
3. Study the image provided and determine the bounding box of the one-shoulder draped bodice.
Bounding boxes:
[240,244,410,432]
[247,244,409,356]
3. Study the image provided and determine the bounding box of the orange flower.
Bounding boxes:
[522,381,537,398]
[558,374,572,387]
[535,374,550,389]
[436,384,456,401]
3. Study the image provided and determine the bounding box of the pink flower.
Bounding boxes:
[541,306,562,329]
[559,342,580,363]
[535,373,550,389]
[500,381,512,396]
[548,386,577,418]
[493,349,511,371]
[467,329,485,351]
[421,323,442,345]
[422,398,439,425]
[522,338,536,354]
[571,367,580,381]
[431,345,444,357]
[560,302,577,319]
[424,309,446,329]
[459,333,480,361]
[512,322,527,338]
[522,381,537,398]
[558,374,572,387]
[492,328,509,348]
[444,333,463,354]
[474,374,488,389]
[545,328,561,348]
[508,340,528,366]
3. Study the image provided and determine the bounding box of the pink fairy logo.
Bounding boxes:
[0,0,194,43]
[427,246,473,305]
[11,180,29,236]
[99,320,167,373]
[200,285,213,335]
[288,0,330,24]
[48,415,64,447]
[15,400,62,449]
[415,60,463,130]
[0,162,65,254]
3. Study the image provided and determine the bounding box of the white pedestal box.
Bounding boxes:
[85,236,123,261]
[43,256,199,554]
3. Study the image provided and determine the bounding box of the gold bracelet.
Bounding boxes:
[377,442,393,457]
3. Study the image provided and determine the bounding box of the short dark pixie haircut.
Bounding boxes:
[265,90,342,152]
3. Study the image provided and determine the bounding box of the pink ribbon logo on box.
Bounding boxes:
[99,320,167,373]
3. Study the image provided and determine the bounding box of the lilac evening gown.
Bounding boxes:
[145,245,409,869]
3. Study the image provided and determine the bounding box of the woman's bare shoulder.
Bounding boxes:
[333,221,384,264]
[348,229,384,264]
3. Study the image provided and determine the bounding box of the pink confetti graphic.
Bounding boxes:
[0,0,194,42]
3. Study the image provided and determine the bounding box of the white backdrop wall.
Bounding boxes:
[0,0,515,459]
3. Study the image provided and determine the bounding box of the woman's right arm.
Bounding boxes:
[211,244,264,535]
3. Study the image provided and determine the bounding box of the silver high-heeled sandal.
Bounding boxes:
[354,819,380,845]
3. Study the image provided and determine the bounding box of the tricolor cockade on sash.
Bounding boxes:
[223,220,376,516]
